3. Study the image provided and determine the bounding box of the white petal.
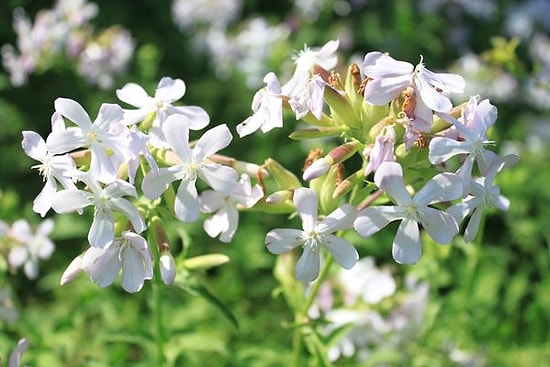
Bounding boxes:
[317,204,357,234]
[263,72,282,94]
[393,218,421,264]
[362,52,413,78]
[141,167,180,200]
[174,179,200,222]
[162,114,193,163]
[295,246,320,282]
[54,98,92,130]
[199,164,239,192]
[199,190,226,213]
[193,124,233,160]
[121,246,147,293]
[354,206,404,238]
[419,207,458,244]
[94,103,124,130]
[203,208,228,239]
[116,83,150,107]
[415,73,453,112]
[219,205,239,243]
[265,229,303,254]
[464,208,482,243]
[24,260,39,279]
[155,77,186,102]
[167,105,210,130]
[8,246,28,267]
[33,178,57,217]
[82,245,120,287]
[472,99,497,136]
[421,68,465,93]
[363,75,411,105]
[52,189,91,213]
[110,197,145,233]
[21,131,46,161]
[46,128,84,154]
[414,172,463,205]
[89,209,114,248]
[293,188,318,233]
[428,137,470,164]
[322,235,358,269]
[374,162,411,205]
[236,115,261,137]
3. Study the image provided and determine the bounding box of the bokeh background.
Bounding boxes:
[0,0,549,365]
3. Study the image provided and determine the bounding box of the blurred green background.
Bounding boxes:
[0,0,549,365]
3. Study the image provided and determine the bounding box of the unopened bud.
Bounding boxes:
[303,158,331,181]
[159,252,176,285]
[60,254,84,285]
[324,84,362,129]
[266,190,293,204]
[263,158,302,190]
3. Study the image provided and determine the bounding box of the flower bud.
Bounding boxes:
[60,254,84,285]
[289,126,348,140]
[324,84,362,129]
[266,190,293,204]
[344,63,364,115]
[303,158,330,181]
[263,158,301,190]
[159,252,176,285]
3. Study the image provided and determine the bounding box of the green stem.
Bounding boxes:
[153,275,166,366]
[291,254,335,367]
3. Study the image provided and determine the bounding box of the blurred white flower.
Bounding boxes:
[338,257,396,305]
[8,219,55,280]
[171,0,241,31]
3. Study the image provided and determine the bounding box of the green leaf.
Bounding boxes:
[174,280,239,329]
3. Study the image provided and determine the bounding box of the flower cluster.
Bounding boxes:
[23,40,516,293]
[1,0,134,89]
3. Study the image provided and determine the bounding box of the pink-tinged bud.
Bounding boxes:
[266,190,293,204]
[60,254,84,285]
[303,158,330,181]
[159,252,176,285]
[233,161,269,178]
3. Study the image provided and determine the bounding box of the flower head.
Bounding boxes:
[354,162,462,264]
[8,219,55,280]
[237,72,283,137]
[81,231,152,293]
[200,173,263,242]
[142,115,239,222]
[52,172,145,248]
[266,187,358,282]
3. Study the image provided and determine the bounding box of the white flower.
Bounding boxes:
[282,40,339,97]
[429,96,498,196]
[81,231,152,293]
[8,219,55,280]
[447,154,518,242]
[266,187,358,282]
[46,97,129,183]
[200,173,263,242]
[354,162,462,264]
[288,74,326,120]
[237,72,283,137]
[22,129,76,217]
[116,77,210,147]
[142,115,238,222]
[362,51,465,112]
[52,173,145,248]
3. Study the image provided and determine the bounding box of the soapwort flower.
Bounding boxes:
[237,72,284,137]
[142,115,238,222]
[200,173,263,242]
[80,231,152,293]
[429,96,498,196]
[354,162,462,264]
[52,172,145,248]
[362,51,465,113]
[116,76,209,147]
[46,97,129,183]
[266,188,358,282]
[22,127,77,217]
[447,154,518,242]
[7,219,55,280]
